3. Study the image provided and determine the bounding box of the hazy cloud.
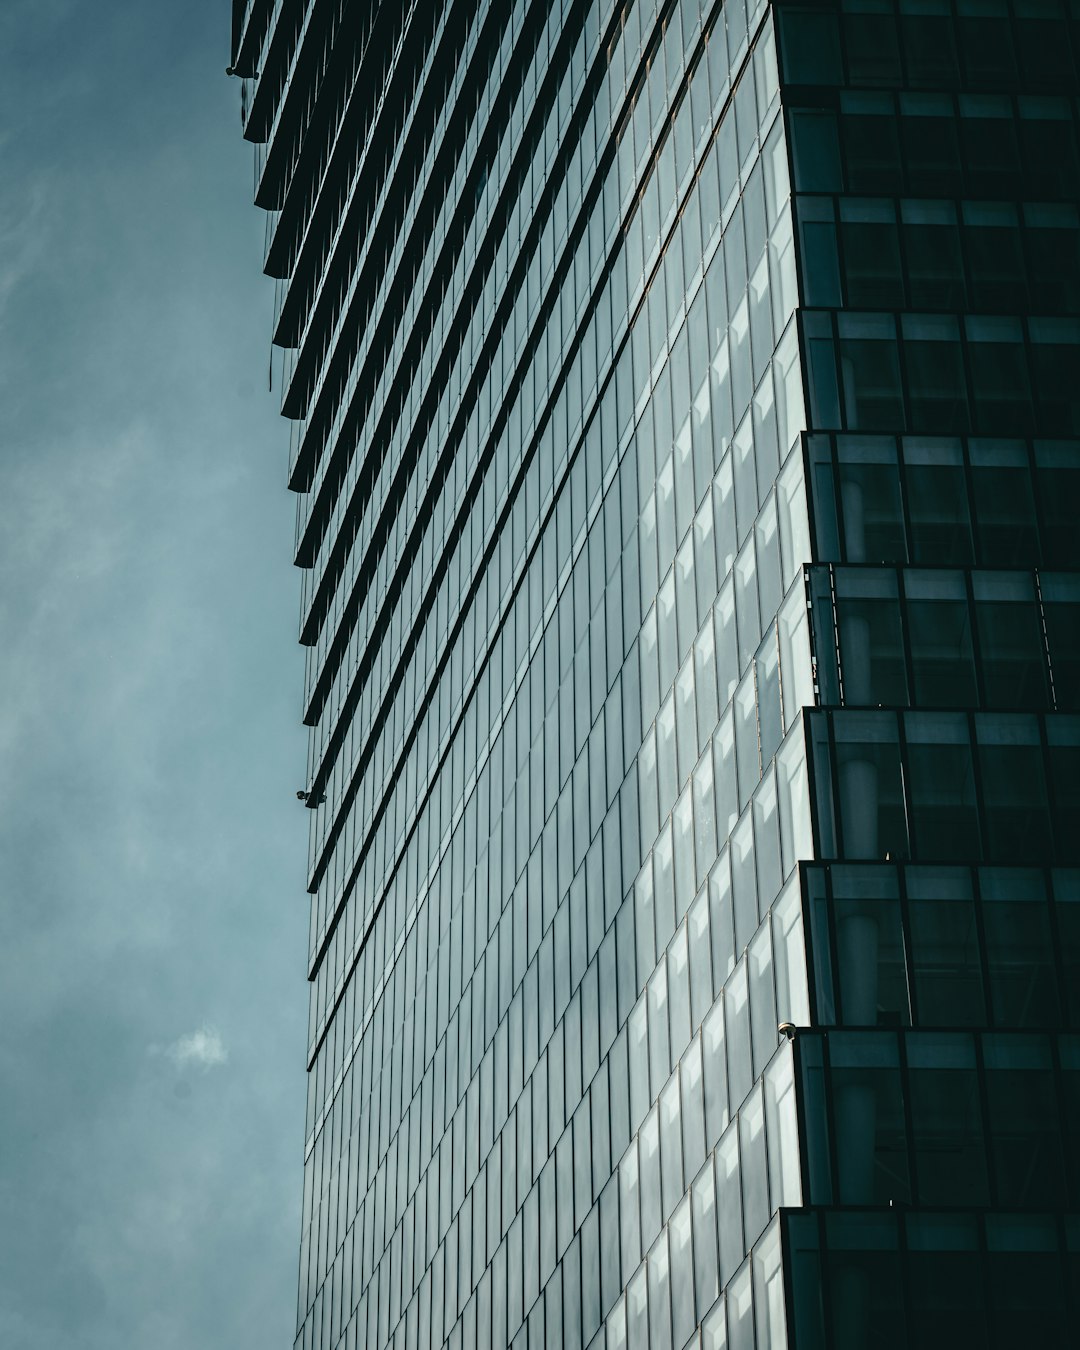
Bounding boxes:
[0,174,51,320]
[163,1025,229,1071]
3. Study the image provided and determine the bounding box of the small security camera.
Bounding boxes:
[778,1022,796,1042]
[296,790,309,802]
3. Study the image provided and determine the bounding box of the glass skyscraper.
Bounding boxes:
[229,1,1080,1346]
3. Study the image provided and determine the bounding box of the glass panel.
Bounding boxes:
[986,1220,1070,1350]
[689,871,715,1015]
[776,725,813,876]
[778,584,814,727]
[620,1143,642,1280]
[669,1198,695,1349]
[976,714,1053,863]
[1046,715,1080,861]
[834,568,908,706]
[752,1220,787,1350]
[903,439,973,564]
[732,812,759,953]
[905,569,976,705]
[756,630,783,767]
[739,1086,769,1246]
[906,1215,986,1348]
[839,199,903,308]
[981,869,1058,1027]
[828,1032,910,1206]
[832,712,908,861]
[753,771,782,909]
[648,1229,674,1350]
[772,873,811,1027]
[725,960,753,1108]
[843,102,902,195]
[715,1124,744,1286]
[906,866,984,1025]
[968,440,1039,565]
[983,1034,1065,1207]
[902,198,964,310]
[831,865,909,1026]
[789,109,842,193]
[967,316,1032,436]
[1042,572,1080,708]
[1035,441,1080,566]
[779,11,842,85]
[907,1034,989,1205]
[823,1214,907,1350]
[727,1260,754,1350]
[682,1036,707,1182]
[902,314,968,434]
[748,924,778,1078]
[640,1107,662,1254]
[838,313,904,430]
[835,436,906,564]
[710,850,736,991]
[972,571,1048,708]
[904,712,981,861]
[703,997,730,1148]
[764,1049,802,1209]
[660,1074,684,1221]
[798,207,842,308]
[702,1296,727,1350]
[626,1264,648,1350]
[1054,872,1080,1025]
[786,1215,826,1350]
[692,1162,720,1321]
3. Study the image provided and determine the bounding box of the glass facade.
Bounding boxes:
[776,0,1080,1343]
[230,0,1080,1345]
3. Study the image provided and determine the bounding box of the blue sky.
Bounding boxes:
[0,3,310,1346]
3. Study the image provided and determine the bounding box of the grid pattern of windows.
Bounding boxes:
[799,1027,1080,1209]
[808,565,1080,712]
[235,0,821,1347]
[797,195,1080,318]
[774,0,1080,1340]
[232,0,1080,1339]
[807,708,1080,866]
[807,434,1080,570]
[802,310,1080,438]
[786,1209,1080,1350]
[288,2,810,1339]
[776,0,1080,96]
[806,864,1080,1032]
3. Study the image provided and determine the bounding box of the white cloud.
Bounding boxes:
[164,1025,228,1071]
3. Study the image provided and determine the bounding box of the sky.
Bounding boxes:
[0,3,312,1347]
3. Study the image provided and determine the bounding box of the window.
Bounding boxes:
[905,570,976,705]
[828,1033,910,1205]
[834,568,908,706]
[906,867,984,1025]
[975,714,1053,862]
[839,314,904,430]
[905,712,981,861]
[832,712,907,861]
[903,441,973,564]
[972,571,1048,708]
[907,1034,988,1205]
